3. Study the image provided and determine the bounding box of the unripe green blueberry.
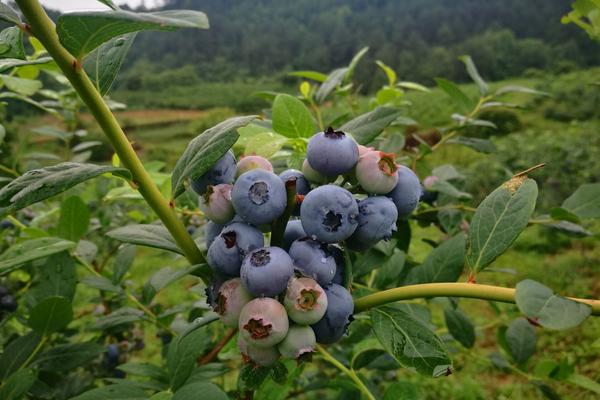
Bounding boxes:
[237,336,280,367]
[215,278,253,328]
[356,151,399,194]
[284,277,328,325]
[239,298,289,348]
[277,325,316,359]
[199,184,235,224]
[236,155,274,178]
[302,159,329,184]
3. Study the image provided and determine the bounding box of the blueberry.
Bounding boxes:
[237,336,280,367]
[355,151,399,194]
[231,169,287,225]
[386,165,423,219]
[311,284,353,344]
[0,295,17,312]
[191,150,236,195]
[207,222,264,276]
[300,185,359,243]
[239,298,289,348]
[306,127,359,176]
[278,325,316,359]
[240,247,294,297]
[204,221,223,249]
[284,277,328,325]
[0,220,14,230]
[199,184,235,224]
[236,155,274,178]
[420,190,438,205]
[282,219,306,252]
[346,196,398,251]
[279,169,310,196]
[302,159,330,184]
[215,278,253,328]
[0,285,8,298]
[329,245,346,285]
[106,344,120,364]
[186,226,197,235]
[288,237,336,285]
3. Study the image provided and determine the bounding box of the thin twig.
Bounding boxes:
[198,328,237,365]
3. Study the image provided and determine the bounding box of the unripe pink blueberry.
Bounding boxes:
[284,277,328,325]
[239,298,289,348]
[277,325,316,359]
[302,159,329,184]
[357,144,374,157]
[237,336,280,366]
[199,184,235,224]
[215,278,253,328]
[355,151,399,194]
[236,155,274,178]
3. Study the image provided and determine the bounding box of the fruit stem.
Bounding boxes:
[15,0,207,278]
[198,328,237,365]
[316,345,376,400]
[270,179,297,247]
[353,283,600,316]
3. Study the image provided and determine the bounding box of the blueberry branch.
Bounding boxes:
[198,328,237,365]
[353,283,600,315]
[316,345,376,400]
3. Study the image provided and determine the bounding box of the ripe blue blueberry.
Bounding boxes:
[279,169,310,196]
[283,219,306,252]
[207,222,264,277]
[239,297,289,348]
[278,325,316,359]
[289,237,336,285]
[231,169,287,225]
[240,247,294,297]
[199,184,235,224]
[386,165,423,219]
[204,221,223,249]
[300,185,359,243]
[0,295,17,312]
[237,336,280,367]
[306,127,359,176]
[346,196,398,251]
[284,277,328,325]
[106,344,120,364]
[311,283,354,344]
[215,278,253,328]
[236,155,274,177]
[191,150,236,195]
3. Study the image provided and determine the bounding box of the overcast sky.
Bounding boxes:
[40,0,163,12]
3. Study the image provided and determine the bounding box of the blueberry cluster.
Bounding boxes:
[0,285,17,313]
[193,127,421,366]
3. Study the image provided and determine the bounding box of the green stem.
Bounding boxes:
[16,0,206,276]
[21,336,47,369]
[316,345,376,400]
[353,283,600,316]
[6,215,27,229]
[0,164,19,177]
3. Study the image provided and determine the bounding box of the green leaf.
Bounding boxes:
[70,384,147,400]
[142,265,201,303]
[0,369,36,400]
[533,381,562,400]
[495,85,550,97]
[0,237,76,276]
[93,307,146,330]
[0,333,42,380]
[404,234,466,285]
[83,33,136,95]
[0,162,131,218]
[376,60,397,86]
[444,308,475,349]
[315,67,348,104]
[567,373,600,395]
[345,46,369,83]
[429,180,472,200]
[0,74,42,96]
[370,306,452,377]
[172,382,228,400]
[396,81,430,92]
[272,94,316,138]
[505,317,536,364]
[112,244,136,284]
[171,116,255,198]
[434,78,473,113]
[167,317,215,390]
[244,131,287,158]
[340,106,402,145]
[447,136,496,153]
[80,275,123,293]
[288,70,328,82]
[466,177,538,272]
[28,296,73,335]
[459,55,488,95]
[549,207,581,223]
[0,123,4,145]
[515,279,591,330]
[562,183,600,219]
[31,125,70,141]
[374,250,406,288]
[0,26,25,60]
[107,224,182,254]
[29,251,77,303]
[0,2,21,26]
[34,342,104,372]
[384,381,421,400]
[545,219,592,237]
[57,196,90,241]
[117,363,168,382]
[57,10,209,59]
[351,338,385,370]
[238,364,271,392]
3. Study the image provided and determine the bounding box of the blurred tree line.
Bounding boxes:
[113,0,599,91]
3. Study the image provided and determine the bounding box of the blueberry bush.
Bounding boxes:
[0,1,599,399]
